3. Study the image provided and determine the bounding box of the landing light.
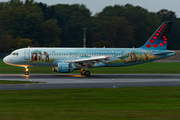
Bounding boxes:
[25,67,29,72]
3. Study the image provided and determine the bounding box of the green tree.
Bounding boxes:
[54,4,92,47]
[96,4,160,48]
[17,38,32,48]
[40,19,62,46]
[0,33,12,53]
[0,0,43,45]
[92,15,134,48]
[0,1,179,51]
[157,9,176,22]
[93,41,111,48]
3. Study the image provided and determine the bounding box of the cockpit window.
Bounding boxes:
[11,52,19,56]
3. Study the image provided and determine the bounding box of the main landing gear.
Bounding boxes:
[81,66,90,76]
[25,67,29,75]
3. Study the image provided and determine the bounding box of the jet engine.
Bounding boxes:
[52,63,75,73]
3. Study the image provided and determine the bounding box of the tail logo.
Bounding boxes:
[141,21,172,50]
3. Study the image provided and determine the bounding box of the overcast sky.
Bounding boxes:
[1,0,180,17]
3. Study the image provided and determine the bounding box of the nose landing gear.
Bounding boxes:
[25,67,29,75]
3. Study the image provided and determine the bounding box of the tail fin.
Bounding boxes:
[140,21,173,50]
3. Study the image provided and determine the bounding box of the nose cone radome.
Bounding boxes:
[3,56,9,64]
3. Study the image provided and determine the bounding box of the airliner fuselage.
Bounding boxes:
[3,48,175,68]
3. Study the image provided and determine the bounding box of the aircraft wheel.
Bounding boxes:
[25,71,29,75]
[85,71,90,76]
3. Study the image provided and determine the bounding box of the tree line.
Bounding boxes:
[0,0,179,53]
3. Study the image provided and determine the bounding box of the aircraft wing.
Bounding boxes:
[64,56,110,66]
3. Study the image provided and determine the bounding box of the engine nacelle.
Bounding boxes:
[52,63,75,73]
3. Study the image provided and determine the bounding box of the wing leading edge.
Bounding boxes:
[64,56,109,66]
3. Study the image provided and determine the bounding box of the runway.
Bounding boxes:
[0,74,180,90]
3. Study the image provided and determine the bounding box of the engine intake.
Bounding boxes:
[52,63,75,73]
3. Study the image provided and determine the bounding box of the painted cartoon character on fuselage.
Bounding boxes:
[125,52,137,63]
[44,52,49,62]
[39,52,42,61]
[31,52,42,62]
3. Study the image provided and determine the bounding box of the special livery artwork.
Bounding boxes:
[26,50,55,63]
[25,49,160,65]
[106,51,159,64]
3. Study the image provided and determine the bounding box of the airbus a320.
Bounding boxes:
[3,21,176,76]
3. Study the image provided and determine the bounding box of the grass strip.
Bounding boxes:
[0,87,180,120]
[0,80,39,84]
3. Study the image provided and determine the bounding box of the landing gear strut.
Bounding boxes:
[25,67,29,75]
[81,66,90,76]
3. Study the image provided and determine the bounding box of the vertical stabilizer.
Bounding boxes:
[140,21,172,50]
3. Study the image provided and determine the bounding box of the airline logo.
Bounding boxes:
[146,23,168,48]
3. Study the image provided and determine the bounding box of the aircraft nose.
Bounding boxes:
[3,56,9,64]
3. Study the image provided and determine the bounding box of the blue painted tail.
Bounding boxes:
[140,21,173,50]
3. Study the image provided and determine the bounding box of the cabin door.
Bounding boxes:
[24,50,30,60]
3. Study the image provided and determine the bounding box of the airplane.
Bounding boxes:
[3,21,176,76]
